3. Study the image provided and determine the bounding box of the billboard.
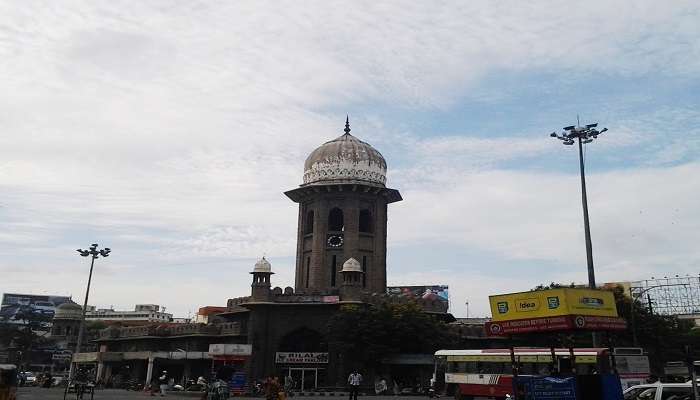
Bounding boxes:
[489,288,618,322]
[387,285,449,304]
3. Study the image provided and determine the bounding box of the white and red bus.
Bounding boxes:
[434,348,647,400]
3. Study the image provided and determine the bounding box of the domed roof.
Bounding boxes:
[54,301,82,320]
[302,118,387,187]
[250,257,273,274]
[341,257,363,273]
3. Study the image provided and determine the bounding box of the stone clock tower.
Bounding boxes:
[285,118,402,295]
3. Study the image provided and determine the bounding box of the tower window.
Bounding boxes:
[359,209,372,233]
[304,210,314,234]
[306,257,310,288]
[362,256,367,288]
[331,255,337,287]
[328,208,344,231]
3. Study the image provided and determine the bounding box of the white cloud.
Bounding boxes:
[1,1,698,317]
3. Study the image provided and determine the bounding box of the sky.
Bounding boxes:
[1,1,699,319]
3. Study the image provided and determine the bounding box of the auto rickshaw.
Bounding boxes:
[0,364,18,400]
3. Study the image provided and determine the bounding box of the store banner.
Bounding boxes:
[275,352,329,364]
[208,344,252,356]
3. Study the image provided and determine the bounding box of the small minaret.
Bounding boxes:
[340,257,364,301]
[250,257,273,302]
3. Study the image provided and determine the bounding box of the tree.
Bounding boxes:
[532,283,699,374]
[327,302,457,369]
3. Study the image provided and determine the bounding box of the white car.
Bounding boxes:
[623,382,695,400]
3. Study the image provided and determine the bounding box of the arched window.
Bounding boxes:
[359,209,372,233]
[66,326,72,336]
[328,208,344,231]
[304,210,314,234]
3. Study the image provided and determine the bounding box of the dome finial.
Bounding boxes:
[344,115,351,135]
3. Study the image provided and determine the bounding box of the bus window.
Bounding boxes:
[480,363,508,374]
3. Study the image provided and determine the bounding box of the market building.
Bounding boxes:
[81,119,451,390]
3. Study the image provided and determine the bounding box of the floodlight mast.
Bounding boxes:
[549,121,607,290]
[69,243,111,380]
[550,121,607,346]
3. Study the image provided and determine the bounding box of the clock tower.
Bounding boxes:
[285,118,402,295]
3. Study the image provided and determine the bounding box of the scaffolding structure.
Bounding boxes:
[630,276,700,315]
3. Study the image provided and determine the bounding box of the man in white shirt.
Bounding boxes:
[347,370,362,400]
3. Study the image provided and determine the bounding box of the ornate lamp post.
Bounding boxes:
[69,243,110,379]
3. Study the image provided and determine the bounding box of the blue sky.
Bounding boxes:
[1,1,699,318]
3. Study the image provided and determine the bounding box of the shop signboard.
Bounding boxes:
[489,288,618,322]
[208,344,252,356]
[275,352,328,364]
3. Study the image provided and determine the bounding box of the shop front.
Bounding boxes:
[208,344,252,394]
[275,352,328,391]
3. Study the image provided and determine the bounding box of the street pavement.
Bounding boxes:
[17,387,490,400]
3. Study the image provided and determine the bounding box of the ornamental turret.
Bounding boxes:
[250,257,273,302]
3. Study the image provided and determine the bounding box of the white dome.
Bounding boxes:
[302,118,387,187]
[54,302,83,320]
[251,257,273,274]
[341,257,363,273]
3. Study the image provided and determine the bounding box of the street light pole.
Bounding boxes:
[577,135,596,289]
[550,120,607,347]
[550,121,608,290]
[69,243,110,380]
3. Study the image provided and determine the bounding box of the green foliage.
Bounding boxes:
[327,302,456,368]
[532,282,700,373]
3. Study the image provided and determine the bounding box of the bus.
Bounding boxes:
[612,348,651,389]
[435,348,624,400]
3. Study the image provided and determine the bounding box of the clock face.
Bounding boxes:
[327,234,344,248]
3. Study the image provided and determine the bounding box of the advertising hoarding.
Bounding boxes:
[485,315,627,336]
[489,288,618,322]
[387,285,449,304]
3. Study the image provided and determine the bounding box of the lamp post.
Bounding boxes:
[69,243,110,380]
[550,120,608,290]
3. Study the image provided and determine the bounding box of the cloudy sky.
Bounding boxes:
[1,1,699,318]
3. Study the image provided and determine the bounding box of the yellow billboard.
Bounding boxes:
[489,288,618,322]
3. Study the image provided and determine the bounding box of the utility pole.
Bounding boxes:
[69,243,110,380]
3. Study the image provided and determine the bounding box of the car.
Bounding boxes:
[623,381,696,400]
[22,372,36,386]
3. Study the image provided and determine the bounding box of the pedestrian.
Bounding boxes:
[264,376,275,400]
[284,374,295,395]
[347,370,362,400]
[159,370,169,396]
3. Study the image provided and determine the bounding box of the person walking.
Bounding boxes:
[158,370,169,396]
[347,370,362,400]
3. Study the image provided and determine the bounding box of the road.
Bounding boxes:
[18,387,485,400]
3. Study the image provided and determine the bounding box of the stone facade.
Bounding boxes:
[88,121,450,390]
